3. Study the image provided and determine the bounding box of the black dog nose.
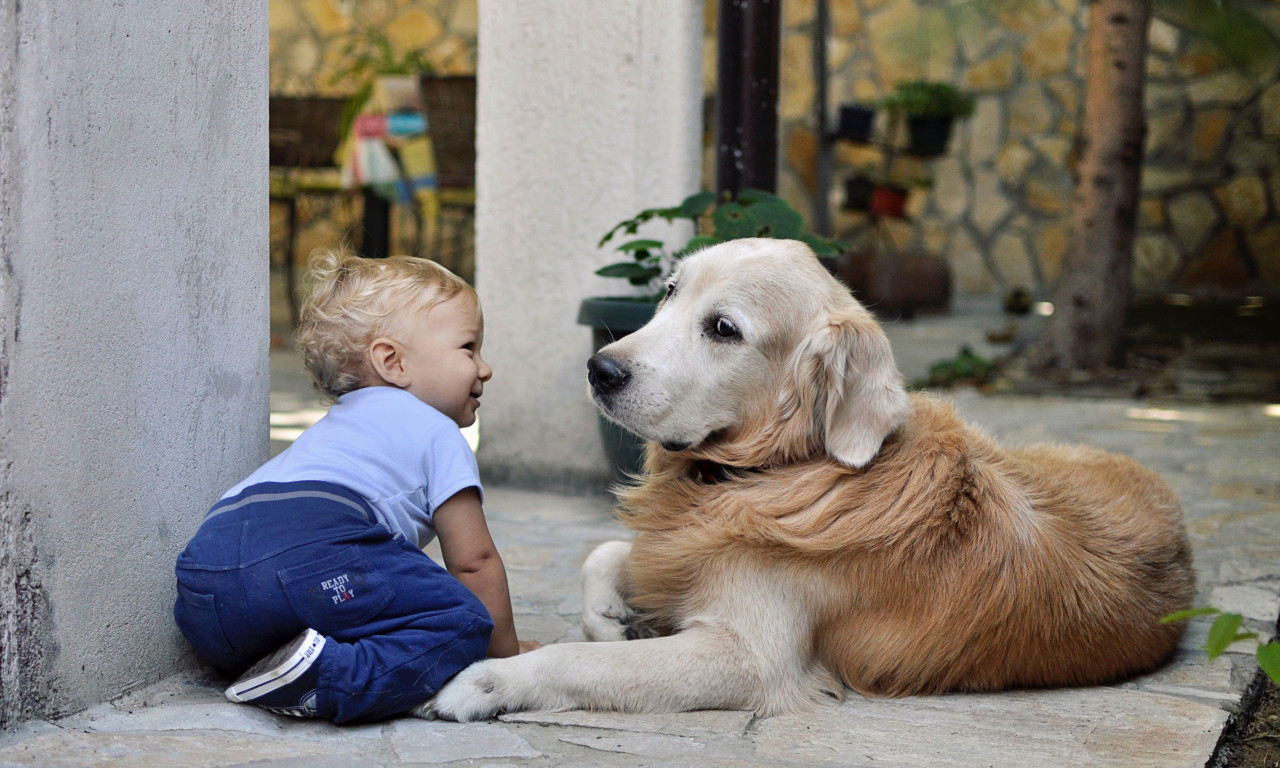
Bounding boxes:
[587,353,630,395]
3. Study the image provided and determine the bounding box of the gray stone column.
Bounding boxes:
[474,0,705,489]
[0,2,267,723]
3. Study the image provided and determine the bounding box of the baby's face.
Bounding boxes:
[394,295,491,427]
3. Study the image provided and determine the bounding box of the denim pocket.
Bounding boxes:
[175,582,236,658]
[278,546,396,632]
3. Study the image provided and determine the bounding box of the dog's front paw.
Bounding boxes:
[429,661,508,722]
[582,599,656,642]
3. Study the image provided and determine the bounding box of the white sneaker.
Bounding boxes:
[225,628,326,717]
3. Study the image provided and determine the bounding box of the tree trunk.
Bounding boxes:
[1041,0,1151,372]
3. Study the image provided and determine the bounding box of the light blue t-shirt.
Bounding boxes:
[223,386,481,547]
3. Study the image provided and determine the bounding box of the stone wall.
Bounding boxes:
[270,0,477,94]
[772,0,1280,297]
[270,0,1280,298]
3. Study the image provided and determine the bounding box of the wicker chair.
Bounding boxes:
[269,96,351,325]
[418,75,476,279]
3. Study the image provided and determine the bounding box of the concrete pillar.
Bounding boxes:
[0,2,267,723]
[475,0,705,489]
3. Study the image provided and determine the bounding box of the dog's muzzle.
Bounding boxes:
[587,353,630,399]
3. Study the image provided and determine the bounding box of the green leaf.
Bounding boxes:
[616,239,665,252]
[678,191,717,218]
[1257,642,1280,685]
[1205,613,1250,660]
[1160,606,1221,624]
[1155,0,1280,77]
[627,266,663,286]
[598,211,664,247]
[712,202,762,240]
[799,233,843,256]
[746,200,805,239]
[736,188,787,207]
[596,262,657,280]
[674,235,723,258]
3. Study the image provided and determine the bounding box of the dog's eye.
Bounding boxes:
[664,281,677,300]
[711,316,741,340]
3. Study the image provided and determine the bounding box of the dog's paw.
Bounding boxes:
[430,661,508,722]
[582,597,632,642]
[582,599,657,642]
[405,699,438,720]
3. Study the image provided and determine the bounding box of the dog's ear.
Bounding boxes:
[796,309,909,468]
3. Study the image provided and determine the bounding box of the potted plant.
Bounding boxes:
[869,182,910,219]
[881,80,976,157]
[835,103,877,143]
[580,189,843,478]
[842,171,912,219]
[843,174,876,212]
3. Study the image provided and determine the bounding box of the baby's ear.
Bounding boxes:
[368,338,408,387]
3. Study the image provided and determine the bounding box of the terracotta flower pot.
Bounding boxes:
[870,184,908,219]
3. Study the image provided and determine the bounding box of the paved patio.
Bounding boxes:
[2,296,1277,767]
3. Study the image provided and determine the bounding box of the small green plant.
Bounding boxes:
[1162,607,1280,684]
[913,346,997,389]
[596,189,844,298]
[880,80,976,118]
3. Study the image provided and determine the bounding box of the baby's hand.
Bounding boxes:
[518,639,542,654]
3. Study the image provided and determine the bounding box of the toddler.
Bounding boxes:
[174,251,533,723]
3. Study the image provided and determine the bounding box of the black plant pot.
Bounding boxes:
[906,115,956,157]
[843,176,875,212]
[577,297,659,481]
[836,104,876,143]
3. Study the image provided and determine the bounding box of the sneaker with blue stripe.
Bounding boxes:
[225,628,326,717]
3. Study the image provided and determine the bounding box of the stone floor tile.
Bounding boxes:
[1129,645,1237,693]
[750,688,1227,768]
[559,731,708,758]
[0,729,342,768]
[502,708,754,737]
[56,701,285,738]
[387,720,540,764]
[1209,582,1280,623]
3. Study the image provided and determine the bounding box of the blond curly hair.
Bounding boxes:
[296,250,476,401]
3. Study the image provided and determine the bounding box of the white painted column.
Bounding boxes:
[0,2,267,721]
[475,0,705,488]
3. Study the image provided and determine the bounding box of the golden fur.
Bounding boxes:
[427,238,1194,721]
[620,393,1193,696]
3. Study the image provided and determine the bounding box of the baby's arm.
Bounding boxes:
[433,488,521,658]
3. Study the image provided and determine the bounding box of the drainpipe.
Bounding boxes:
[715,0,781,196]
[813,0,832,236]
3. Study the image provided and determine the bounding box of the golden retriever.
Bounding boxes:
[426,238,1194,721]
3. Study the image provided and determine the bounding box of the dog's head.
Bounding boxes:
[587,238,908,468]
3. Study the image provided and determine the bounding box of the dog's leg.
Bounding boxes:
[580,540,654,641]
[421,565,829,721]
[422,627,756,721]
